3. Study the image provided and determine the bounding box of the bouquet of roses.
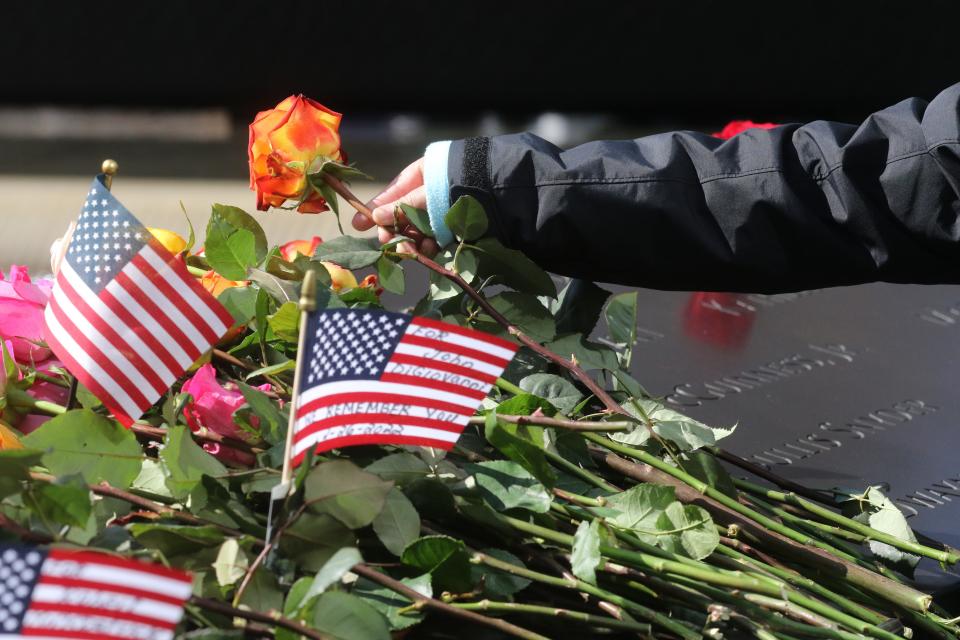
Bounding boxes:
[0,95,956,640]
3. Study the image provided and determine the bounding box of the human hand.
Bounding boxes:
[351,157,440,257]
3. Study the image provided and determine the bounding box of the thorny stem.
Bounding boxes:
[590,436,933,613]
[734,477,960,565]
[28,472,258,543]
[470,551,701,640]
[324,174,637,423]
[449,599,653,634]
[350,564,550,640]
[467,413,633,432]
[189,596,329,640]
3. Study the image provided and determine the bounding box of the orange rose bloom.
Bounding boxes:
[248,96,344,213]
[201,271,246,297]
[279,236,322,262]
[0,420,23,450]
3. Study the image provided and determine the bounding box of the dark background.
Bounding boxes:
[7,1,958,123]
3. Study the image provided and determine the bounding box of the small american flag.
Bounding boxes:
[0,545,192,639]
[292,309,518,465]
[43,175,234,426]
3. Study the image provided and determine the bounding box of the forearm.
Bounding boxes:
[426,83,960,293]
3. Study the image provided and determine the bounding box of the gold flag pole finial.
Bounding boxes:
[101,159,119,191]
[65,158,118,410]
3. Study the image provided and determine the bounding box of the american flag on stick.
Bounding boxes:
[291,309,518,465]
[43,175,234,426]
[0,545,192,639]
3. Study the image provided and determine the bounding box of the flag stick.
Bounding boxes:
[66,159,119,410]
[278,268,318,491]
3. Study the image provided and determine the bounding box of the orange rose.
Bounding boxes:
[0,420,22,450]
[360,274,384,297]
[200,271,246,297]
[248,96,344,213]
[279,237,361,291]
[279,236,322,262]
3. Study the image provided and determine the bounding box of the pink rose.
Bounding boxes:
[0,347,70,435]
[0,265,53,364]
[182,364,271,465]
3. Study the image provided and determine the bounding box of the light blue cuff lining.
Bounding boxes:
[423,140,454,246]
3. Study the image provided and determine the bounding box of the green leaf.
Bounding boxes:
[179,201,196,254]
[605,483,676,535]
[280,512,355,572]
[314,236,381,269]
[444,195,488,241]
[365,453,431,486]
[267,301,300,343]
[22,410,142,488]
[248,268,297,305]
[571,519,602,584]
[205,204,267,280]
[239,568,284,614]
[160,425,228,499]
[129,523,226,556]
[653,502,719,560]
[467,461,551,513]
[484,412,556,488]
[496,393,557,419]
[213,538,249,587]
[402,535,474,593]
[284,577,314,617]
[605,291,639,347]
[28,475,92,528]
[304,460,394,529]
[487,292,556,343]
[519,373,583,414]
[683,451,739,499]
[554,279,611,335]
[305,547,363,600]
[859,487,921,574]
[399,203,435,238]
[546,333,620,371]
[0,448,43,499]
[355,573,432,630]
[613,398,736,451]
[131,459,174,499]
[311,591,391,640]
[375,256,405,295]
[218,286,258,325]
[473,238,556,297]
[235,381,286,446]
[243,360,295,382]
[470,548,531,597]
[373,488,421,556]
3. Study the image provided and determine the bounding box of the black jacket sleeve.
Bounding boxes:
[445,83,960,293]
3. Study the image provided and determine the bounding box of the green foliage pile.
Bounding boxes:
[2,197,958,640]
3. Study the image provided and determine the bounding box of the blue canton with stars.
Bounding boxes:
[0,545,47,634]
[300,309,412,388]
[65,174,150,294]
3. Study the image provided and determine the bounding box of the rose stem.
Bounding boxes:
[593,443,932,613]
[733,476,960,564]
[449,600,654,635]
[350,563,549,640]
[322,175,636,422]
[470,551,701,640]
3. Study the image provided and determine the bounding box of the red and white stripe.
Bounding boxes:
[20,549,192,640]
[44,242,233,426]
[292,316,516,464]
